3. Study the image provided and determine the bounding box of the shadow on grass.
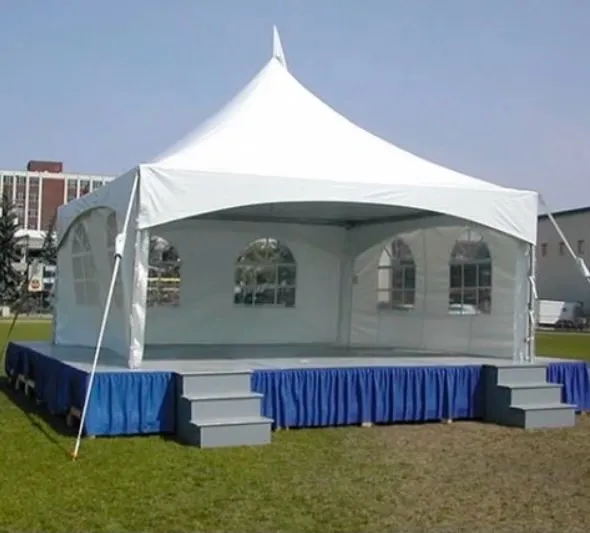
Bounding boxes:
[0,376,74,458]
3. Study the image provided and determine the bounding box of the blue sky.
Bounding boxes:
[1,1,588,210]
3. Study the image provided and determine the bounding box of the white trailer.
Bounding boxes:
[537,299,586,329]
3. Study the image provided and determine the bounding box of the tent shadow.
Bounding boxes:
[0,377,74,458]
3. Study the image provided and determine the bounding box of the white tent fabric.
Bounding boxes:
[54,28,539,369]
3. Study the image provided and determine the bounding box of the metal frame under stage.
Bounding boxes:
[9,341,568,374]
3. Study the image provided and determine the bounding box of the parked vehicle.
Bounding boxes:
[537,299,587,330]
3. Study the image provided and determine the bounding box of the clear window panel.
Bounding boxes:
[449,265,462,289]
[463,264,478,287]
[277,287,296,307]
[403,267,416,290]
[255,265,276,285]
[391,268,404,289]
[478,288,492,313]
[277,265,296,285]
[254,287,276,305]
[478,264,492,287]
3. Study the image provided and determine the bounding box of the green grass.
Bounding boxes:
[0,321,589,532]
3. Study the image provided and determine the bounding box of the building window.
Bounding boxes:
[234,238,296,307]
[577,240,585,255]
[148,236,181,307]
[71,223,98,305]
[559,242,566,256]
[106,211,123,308]
[449,229,492,315]
[2,174,13,202]
[92,180,104,192]
[66,179,77,202]
[377,238,416,310]
[540,243,548,257]
[80,179,91,196]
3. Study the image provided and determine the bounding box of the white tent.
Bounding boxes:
[55,28,539,369]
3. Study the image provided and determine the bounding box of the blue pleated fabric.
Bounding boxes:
[547,361,590,411]
[6,341,590,436]
[4,342,175,436]
[251,365,484,429]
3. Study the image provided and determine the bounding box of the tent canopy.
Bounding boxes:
[57,28,538,244]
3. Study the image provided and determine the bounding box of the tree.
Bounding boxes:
[40,215,58,265]
[0,194,22,306]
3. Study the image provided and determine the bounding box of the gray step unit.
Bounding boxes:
[175,370,273,448]
[495,382,562,406]
[180,417,273,448]
[507,403,576,429]
[483,364,576,430]
[178,392,264,420]
[178,370,253,396]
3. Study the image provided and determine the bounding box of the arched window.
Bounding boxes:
[377,238,416,310]
[234,238,296,307]
[449,229,492,315]
[106,211,123,308]
[71,223,98,305]
[148,236,181,307]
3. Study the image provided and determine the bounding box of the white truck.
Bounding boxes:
[537,299,587,330]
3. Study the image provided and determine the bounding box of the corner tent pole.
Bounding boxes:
[526,243,537,364]
[70,174,139,461]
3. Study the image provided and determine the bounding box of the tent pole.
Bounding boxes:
[70,174,139,460]
[540,196,590,274]
[540,195,590,289]
[526,243,537,364]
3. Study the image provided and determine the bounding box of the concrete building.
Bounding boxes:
[537,207,590,307]
[0,161,114,250]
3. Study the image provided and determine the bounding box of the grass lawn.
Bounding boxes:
[1,321,589,532]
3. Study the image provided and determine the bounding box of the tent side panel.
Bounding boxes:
[143,219,345,345]
[54,207,133,358]
[350,219,527,358]
[128,229,149,368]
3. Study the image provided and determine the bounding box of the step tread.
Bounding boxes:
[498,382,561,389]
[510,402,576,411]
[179,369,253,376]
[182,392,263,401]
[190,416,273,427]
[492,364,548,369]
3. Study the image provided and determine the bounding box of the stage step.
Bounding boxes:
[506,403,577,429]
[178,392,264,420]
[496,382,562,406]
[177,370,253,396]
[179,416,273,448]
[175,371,272,448]
[494,364,548,385]
[483,364,576,430]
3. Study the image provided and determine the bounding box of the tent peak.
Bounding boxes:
[272,25,288,70]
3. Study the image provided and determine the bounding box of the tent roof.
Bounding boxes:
[151,55,502,192]
[58,28,538,244]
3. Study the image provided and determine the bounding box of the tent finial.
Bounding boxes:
[272,25,288,70]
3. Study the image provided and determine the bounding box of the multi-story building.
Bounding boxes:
[0,161,114,250]
[537,207,590,307]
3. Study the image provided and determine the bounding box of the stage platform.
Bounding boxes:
[4,341,590,442]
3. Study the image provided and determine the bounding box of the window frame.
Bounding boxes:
[448,229,492,316]
[234,238,297,308]
[71,223,99,306]
[377,238,416,311]
[147,235,181,308]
